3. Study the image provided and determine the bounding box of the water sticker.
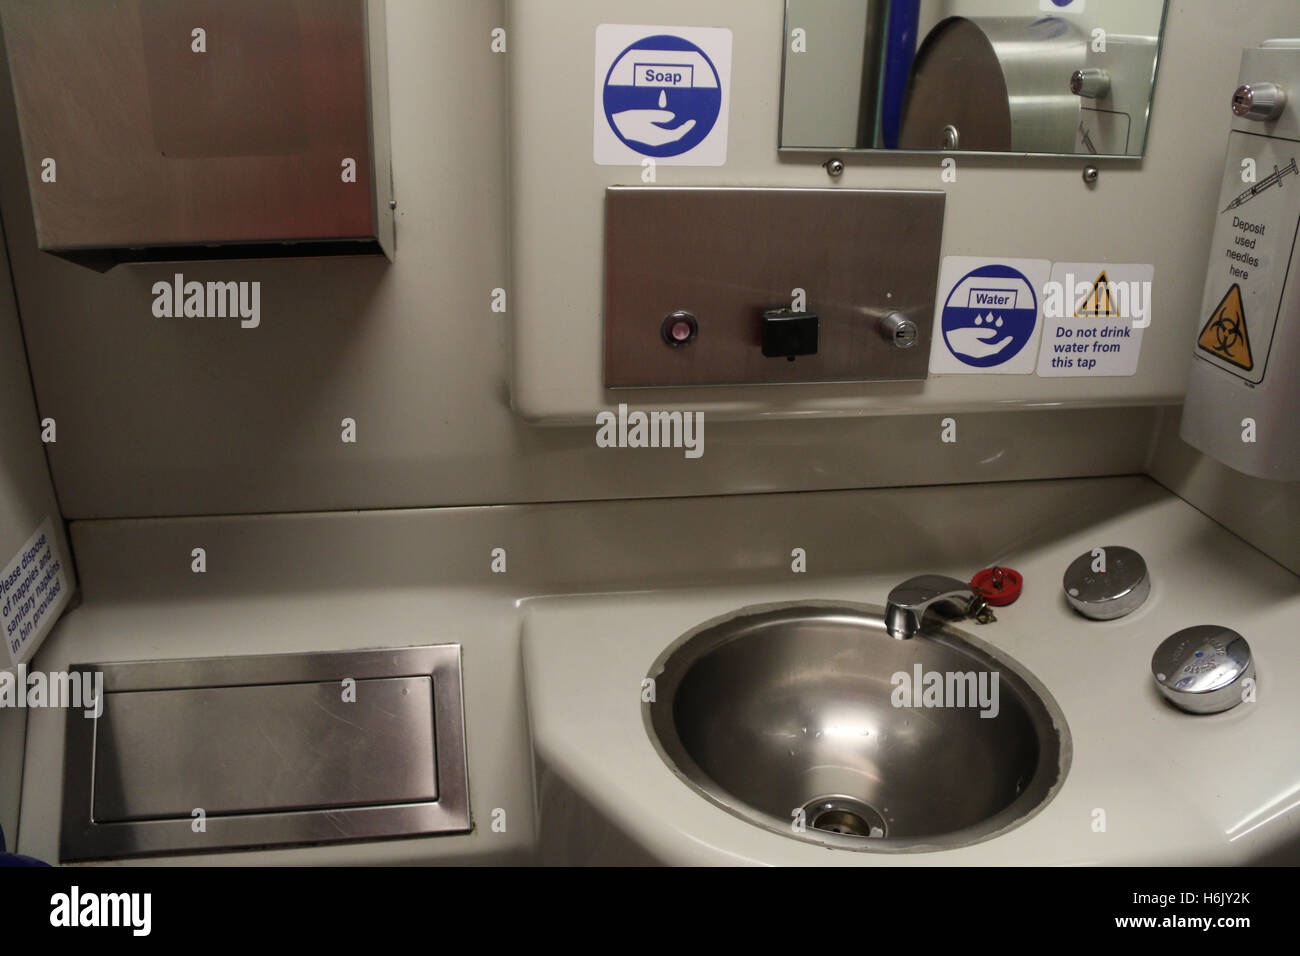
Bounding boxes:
[928,257,1050,374]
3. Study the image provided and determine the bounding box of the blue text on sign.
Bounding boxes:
[968,288,1018,309]
[635,63,695,87]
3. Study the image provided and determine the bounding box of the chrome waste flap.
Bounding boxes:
[92,678,439,823]
[61,646,470,861]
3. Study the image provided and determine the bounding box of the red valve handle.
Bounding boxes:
[970,566,1023,606]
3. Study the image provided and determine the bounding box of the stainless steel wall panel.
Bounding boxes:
[603,187,943,387]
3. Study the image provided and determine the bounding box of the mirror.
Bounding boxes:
[780,0,1168,157]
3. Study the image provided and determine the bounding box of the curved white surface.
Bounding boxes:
[16,476,1299,865]
[522,492,1300,865]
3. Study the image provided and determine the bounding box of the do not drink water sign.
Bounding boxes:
[929,257,1151,377]
[1037,263,1153,377]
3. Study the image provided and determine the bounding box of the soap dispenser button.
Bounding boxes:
[761,308,818,360]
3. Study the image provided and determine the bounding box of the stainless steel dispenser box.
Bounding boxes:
[0,0,393,269]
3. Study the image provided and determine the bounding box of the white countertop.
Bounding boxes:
[521,489,1300,865]
[15,476,1300,865]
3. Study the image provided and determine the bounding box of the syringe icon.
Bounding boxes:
[1223,157,1298,212]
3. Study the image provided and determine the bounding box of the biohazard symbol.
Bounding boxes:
[1075,271,1119,318]
[1197,284,1253,371]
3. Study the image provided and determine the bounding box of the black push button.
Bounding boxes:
[761,308,818,360]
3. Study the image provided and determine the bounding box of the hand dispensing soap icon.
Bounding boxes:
[602,35,722,157]
[940,265,1040,367]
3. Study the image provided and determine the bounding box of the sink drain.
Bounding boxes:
[802,796,888,838]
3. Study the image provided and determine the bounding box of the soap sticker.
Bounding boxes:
[1,517,71,668]
[928,257,1051,374]
[1036,263,1152,376]
[594,24,732,166]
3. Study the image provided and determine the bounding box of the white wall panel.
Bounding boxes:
[0,1,1269,518]
[510,0,1288,421]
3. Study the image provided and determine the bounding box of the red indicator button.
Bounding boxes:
[971,566,1023,606]
[661,311,698,347]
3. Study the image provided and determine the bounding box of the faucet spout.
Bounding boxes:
[885,574,985,640]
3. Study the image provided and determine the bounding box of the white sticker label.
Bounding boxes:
[928,257,1051,375]
[1194,131,1298,384]
[1037,263,1152,376]
[2,517,71,667]
[594,24,732,167]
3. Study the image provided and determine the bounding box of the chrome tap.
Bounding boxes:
[885,574,988,640]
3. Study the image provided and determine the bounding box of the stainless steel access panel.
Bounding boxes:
[603,187,945,387]
[0,0,394,269]
[61,646,470,861]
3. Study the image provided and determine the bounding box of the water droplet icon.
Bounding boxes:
[658,89,667,108]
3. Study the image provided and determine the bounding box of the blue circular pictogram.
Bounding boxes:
[602,34,722,158]
[940,264,1039,368]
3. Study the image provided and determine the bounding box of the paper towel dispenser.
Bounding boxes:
[0,0,393,270]
[1181,40,1300,482]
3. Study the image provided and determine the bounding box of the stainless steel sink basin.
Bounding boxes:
[644,601,1071,852]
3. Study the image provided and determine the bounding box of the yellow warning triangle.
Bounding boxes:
[1075,271,1119,317]
[1197,284,1253,371]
